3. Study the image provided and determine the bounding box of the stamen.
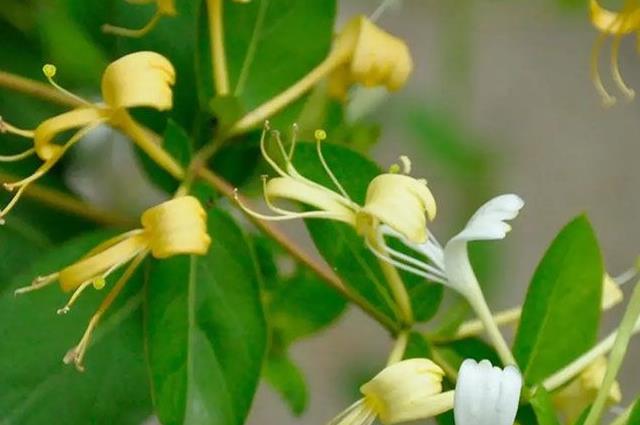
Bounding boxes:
[591,33,617,107]
[259,124,289,178]
[0,148,36,162]
[287,123,299,160]
[56,264,114,315]
[0,185,27,225]
[101,11,163,38]
[64,250,147,371]
[57,281,93,315]
[610,34,636,100]
[0,117,35,138]
[399,155,411,174]
[272,130,293,173]
[315,130,352,201]
[383,242,448,279]
[366,237,448,284]
[14,272,59,295]
[42,64,92,106]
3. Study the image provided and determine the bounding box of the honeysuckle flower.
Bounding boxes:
[0,51,181,224]
[589,0,640,105]
[552,356,622,423]
[235,124,436,246]
[371,194,524,364]
[327,358,452,425]
[102,0,177,38]
[15,196,210,370]
[328,16,413,100]
[454,359,522,425]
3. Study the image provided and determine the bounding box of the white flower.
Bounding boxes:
[454,359,522,425]
[371,194,524,298]
[368,194,524,364]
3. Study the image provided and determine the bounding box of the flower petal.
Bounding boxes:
[590,0,640,34]
[454,359,522,425]
[449,194,524,244]
[101,51,176,110]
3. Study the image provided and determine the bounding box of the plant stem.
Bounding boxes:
[609,403,633,425]
[226,54,344,137]
[386,331,409,365]
[583,281,640,425]
[207,0,230,96]
[443,306,521,341]
[466,286,517,366]
[0,70,82,108]
[195,167,400,334]
[0,171,133,227]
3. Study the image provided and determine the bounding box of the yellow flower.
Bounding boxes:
[102,0,177,38]
[328,16,413,100]
[589,0,640,105]
[15,196,211,370]
[0,51,182,224]
[327,359,452,425]
[552,356,622,423]
[235,124,436,245]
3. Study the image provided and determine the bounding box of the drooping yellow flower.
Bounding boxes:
[552,356,622,423]
[15,196,210,370]
[0,51,182,224]
[235,124,436,246]
[328,16,413,100]
[327,359,452,425]
[102,0,177,38]
[589,0,640,105]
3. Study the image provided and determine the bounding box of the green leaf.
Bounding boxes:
[145,208,267,425]
[530,387,561,425]
[197,0,337,129]
[0,231,151,425]
[264,351,308,416]
[269,269,347,346]
[513,215,603,384]
[628,399,640,425]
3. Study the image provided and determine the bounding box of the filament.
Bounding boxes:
[316,135,352,201]
[591,33,617,106]
[14,272,59,295]
[43,67,92,106]
[366,237,448,284]
[57,281,93,315]
[259,124,289,178]
[383,242,448,279]
[287,123,299,160]
[102,11,163,38]
[610,34,636,99]
[0,118,35,138]
[0,148,36,162]
[0,185,27,225]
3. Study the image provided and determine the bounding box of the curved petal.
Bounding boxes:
[449,194,524,244]
[454,359,522,425]
[101,51,176,110]
[359,173,436,244]
[34,107,107,160]
[141,196,211,258]
[590,0,640,34]
[266,176,357,225]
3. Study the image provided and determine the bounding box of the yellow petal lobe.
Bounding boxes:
[101,51,176,110]
[329,16,413,99]
[141,196,211,258]
[358,173,436,244]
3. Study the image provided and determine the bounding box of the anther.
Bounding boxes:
[314,129,327,141]
[42,64,57,78]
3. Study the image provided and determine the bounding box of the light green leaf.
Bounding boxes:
[145,208,267,425]
[513,215,603,384]
[627,399,640,425]
[264,351,308,416]
[530,387,561,425]
[0,231,151,425]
